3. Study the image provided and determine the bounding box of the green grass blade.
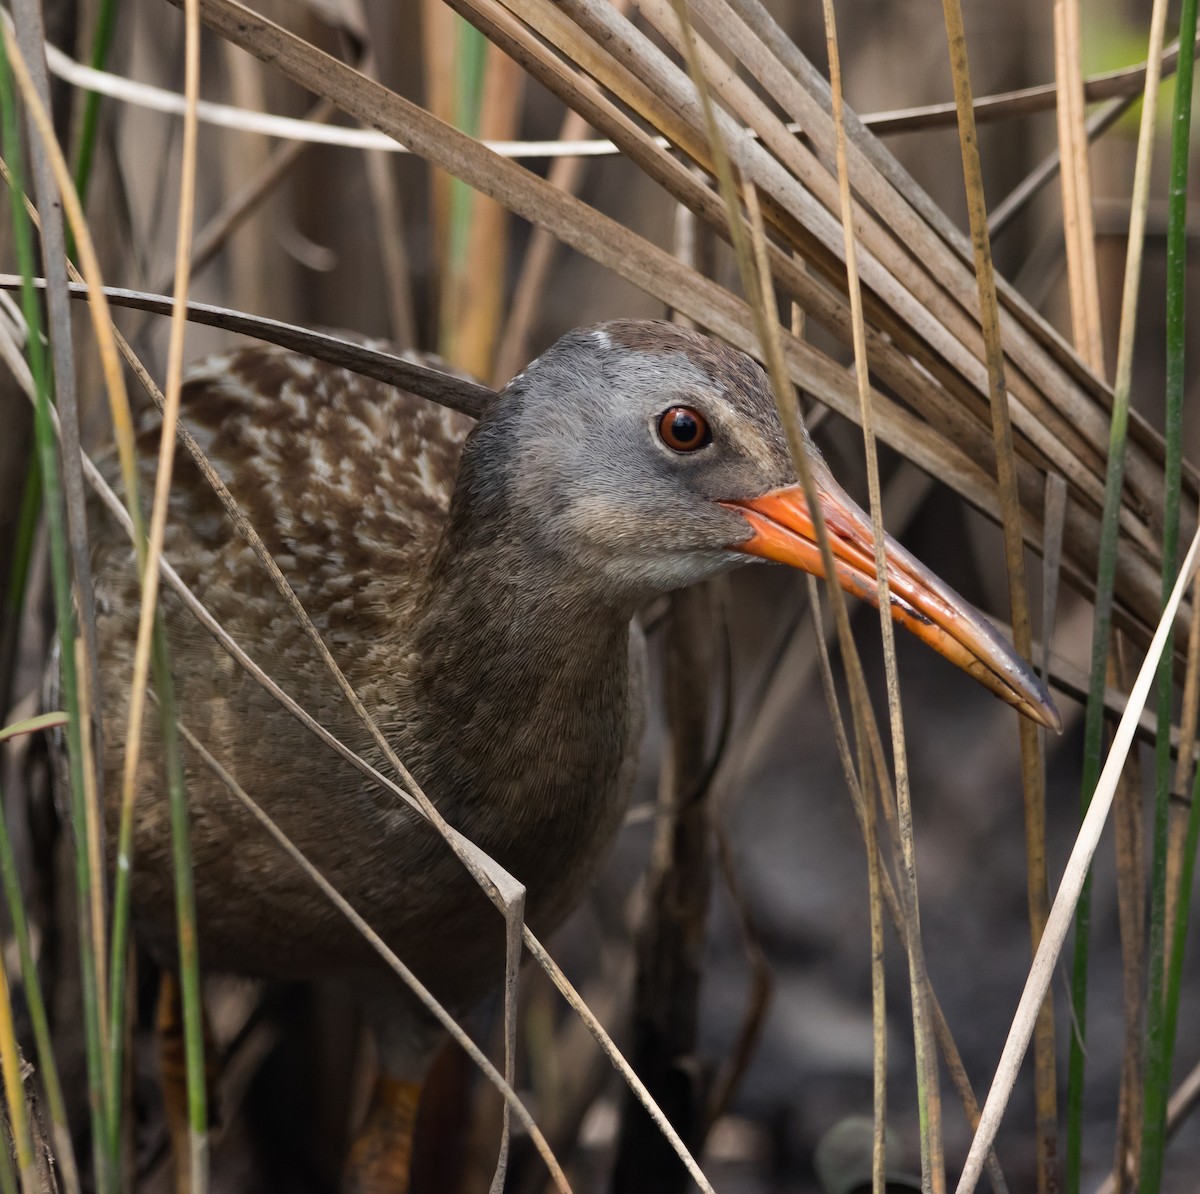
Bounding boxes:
[1065,6,1171,1188]
[155,616,208,1182]
[1139,0,1197,1187]
[71,0,120,205]
[0,457,40,711]
[0,784,80,1192]
[0,948,37,1192]
[0,1112,16,1194]
[0,33,112,1191]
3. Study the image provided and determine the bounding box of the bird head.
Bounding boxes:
[466,318,1059,730]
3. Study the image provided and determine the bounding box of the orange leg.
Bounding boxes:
[344,1076,423,1194]
[156,971,218,1194]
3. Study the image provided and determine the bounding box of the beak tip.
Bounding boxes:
[1025,685,1063,734]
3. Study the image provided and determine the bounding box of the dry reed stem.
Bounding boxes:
[492,97,595,383]
[450,43,524,380]
[1111,639,1147,1194]
[238,0,1185,652]
[1041,474,1068,685]
[147,96,337,298]
[491,0,637,389]
[218,40,276,317]
[422,0,457,288]
[352,42,419,352]
[703,819,773,1135]
[73,638,108,1046]
[806,575,1010,1194]
[819,1,920,1187]
[1097,1052,1200,1194]
[1163,589,1200,964]
[9,0,105,831]
[866,36,1199,134]
[612,582,717,1188]
[937,2,1058,1188]
[1110,0,1171,415]
[0,29,144,1167]
[1053,0,1105,374]
[107,5,208,1184]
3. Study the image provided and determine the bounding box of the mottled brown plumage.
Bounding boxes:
[90,320,1056,1187]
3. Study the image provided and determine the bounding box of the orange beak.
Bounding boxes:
[723,480,1062,731]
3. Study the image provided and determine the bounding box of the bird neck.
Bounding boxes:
[410,528,634,708]
[398,528,637,874]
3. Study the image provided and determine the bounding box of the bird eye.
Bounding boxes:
[657,406,712,453]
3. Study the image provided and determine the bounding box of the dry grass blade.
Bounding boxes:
[148,96,338,298]
[1164,590,1200,960]
[198,0,1196,666]
[39,27,1195,149]
[865,35,1199,134]
[0,956,35,1193]
[0,276,495,415]
[1111,637,1147,1194]
[806,576,1010,1194]
[450,44,524,381]
[0,711,66,741]
[1053,0,1105,373]
[9,0,104,852]
[112,7,208,1187]
[819,0,936,1185]
[937,3,1057,1187]
[955,523,1200,1193]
